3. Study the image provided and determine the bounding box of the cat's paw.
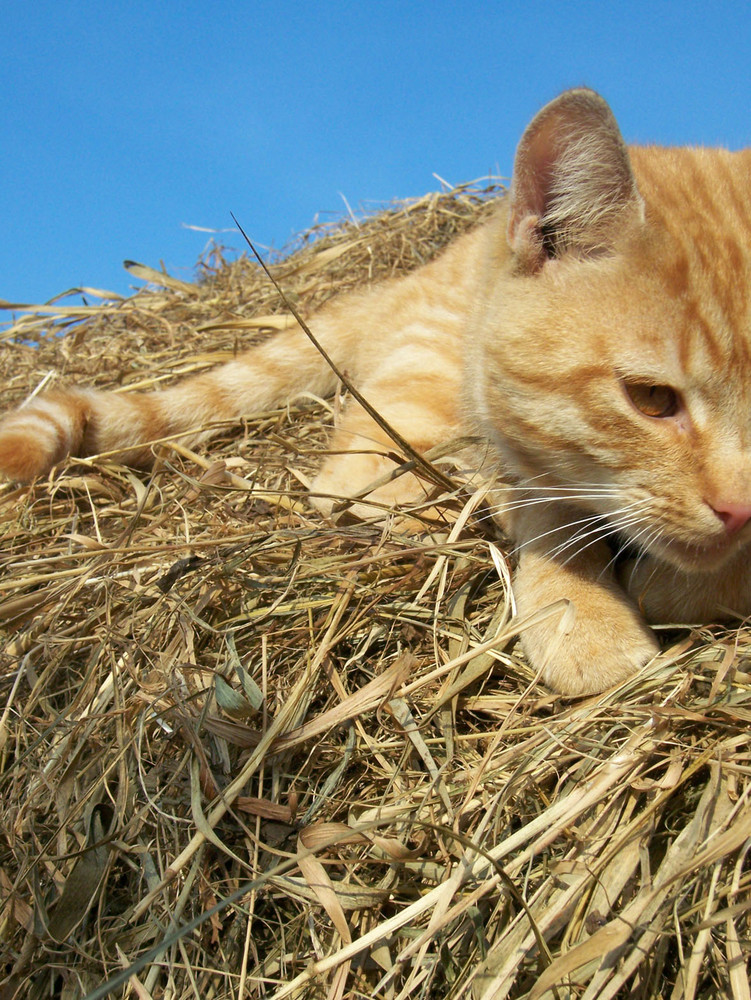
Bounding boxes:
[311,452,429,520]
[514,562,660,696]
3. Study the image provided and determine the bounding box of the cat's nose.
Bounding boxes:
[708,501,751,536]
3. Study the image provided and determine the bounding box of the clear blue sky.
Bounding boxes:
[2,1,750,317]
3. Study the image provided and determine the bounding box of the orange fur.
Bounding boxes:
[3,88,751,696]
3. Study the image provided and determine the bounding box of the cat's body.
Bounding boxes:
[3,89,751,696]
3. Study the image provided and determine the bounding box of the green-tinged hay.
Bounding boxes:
[1,183,750,1000]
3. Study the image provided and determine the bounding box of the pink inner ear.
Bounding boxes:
[506,88,639,264]
[513,117,560,220]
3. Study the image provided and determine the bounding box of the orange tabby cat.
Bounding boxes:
[3,88,751,696]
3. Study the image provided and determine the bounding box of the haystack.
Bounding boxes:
[0,182,750,1000]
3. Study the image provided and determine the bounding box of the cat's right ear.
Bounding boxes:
[507,88,643,271]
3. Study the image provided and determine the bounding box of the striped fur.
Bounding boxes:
[4,88,751,696]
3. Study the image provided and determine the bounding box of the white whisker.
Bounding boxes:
[553,510,650,567]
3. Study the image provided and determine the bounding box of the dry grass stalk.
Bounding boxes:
[0,182,750,1000]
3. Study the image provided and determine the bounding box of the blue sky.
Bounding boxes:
[2,1,750,317]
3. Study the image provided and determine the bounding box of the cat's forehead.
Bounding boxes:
[630,145,751,210]
[626,147,751,360]
[630,146,751,263]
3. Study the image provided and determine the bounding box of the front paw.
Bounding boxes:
[515,562,659,696]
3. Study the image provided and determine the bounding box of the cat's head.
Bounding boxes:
[469,89,751,572]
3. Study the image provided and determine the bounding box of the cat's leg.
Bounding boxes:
[311,371,463,517]
[511,503,659,695]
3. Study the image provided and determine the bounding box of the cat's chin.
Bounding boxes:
[651,533,747,573]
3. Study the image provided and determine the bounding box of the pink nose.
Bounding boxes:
[709,501,751,536]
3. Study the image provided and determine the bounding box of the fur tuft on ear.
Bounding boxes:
[508,88,642,269]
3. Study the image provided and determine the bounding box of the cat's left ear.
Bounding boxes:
[508,89,643,271]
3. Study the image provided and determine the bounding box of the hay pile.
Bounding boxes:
[1,183,750,1000]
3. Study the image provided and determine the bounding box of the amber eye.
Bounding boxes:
[623,381,680,419]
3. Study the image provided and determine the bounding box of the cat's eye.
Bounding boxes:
[622,381,680,419]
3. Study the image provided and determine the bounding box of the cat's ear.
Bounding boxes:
[508,89,642,270]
